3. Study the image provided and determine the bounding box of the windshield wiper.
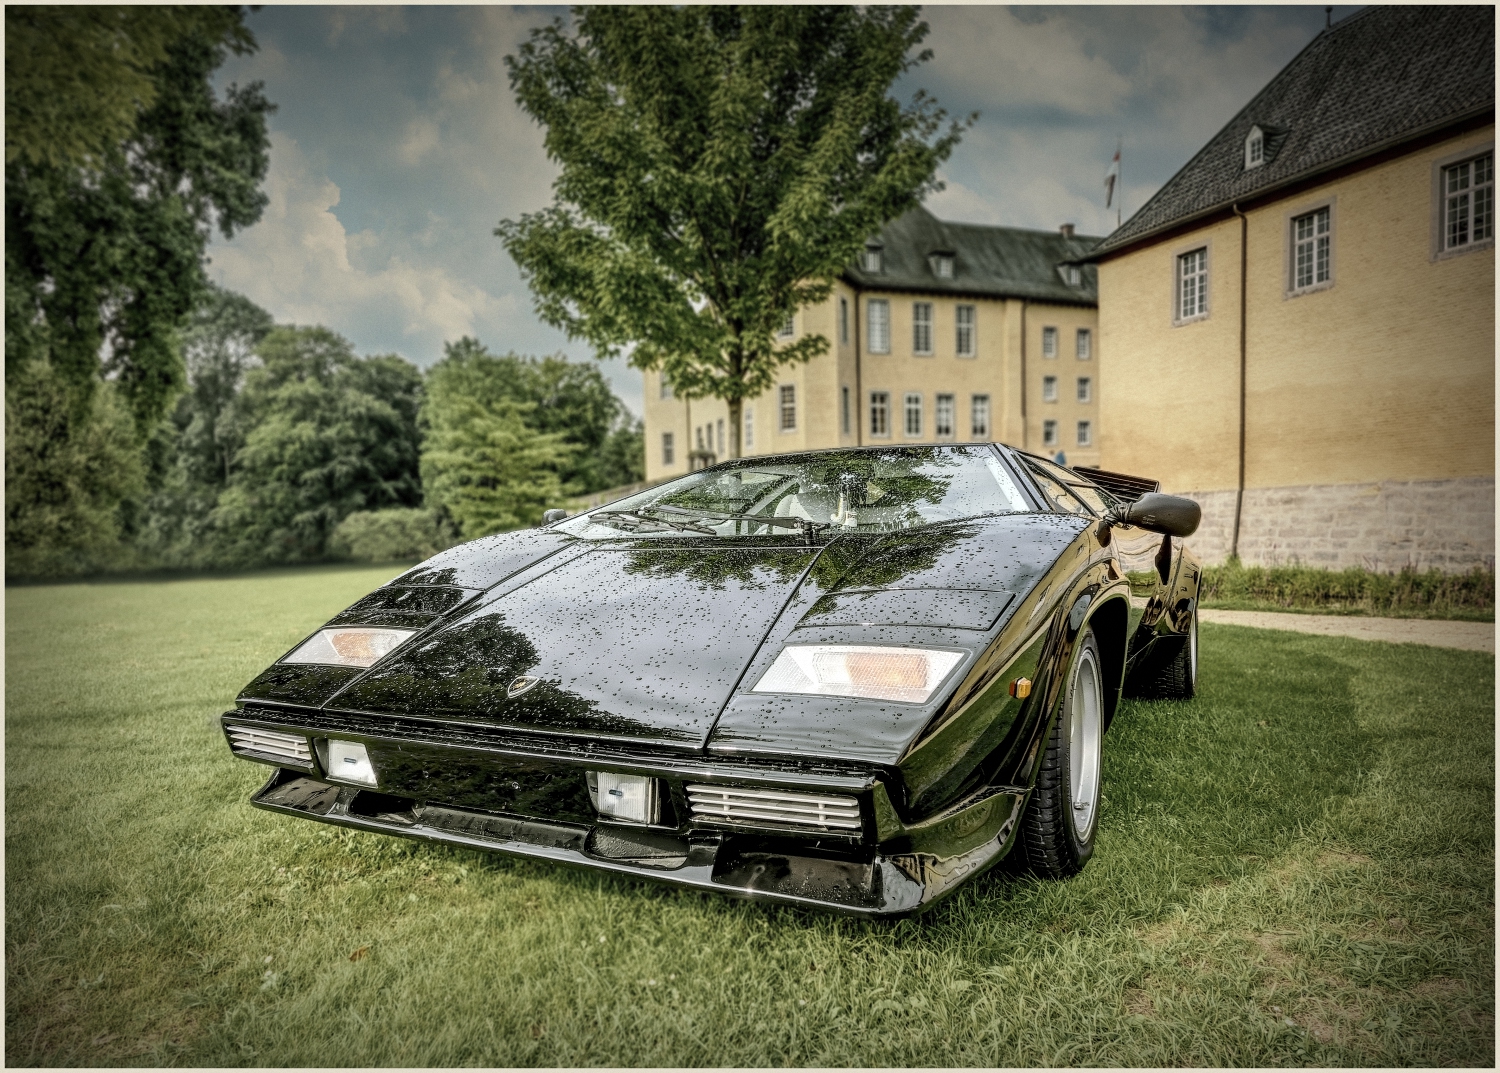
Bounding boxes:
[590,509,716,535]
[640,504,831,543]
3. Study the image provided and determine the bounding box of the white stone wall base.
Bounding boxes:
[1171,477,1495,572]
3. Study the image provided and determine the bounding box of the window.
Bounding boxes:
[955,304,976,357]
[904,392,922,437]
[716,418,725,456]
[862,246,883,273]
[1077,377,1092,403]
[696,426,705,451]
[1043,419,1058,447]
[1076,328,1092,360]
[1291,206,1331,291]
[841,387,850,435]
[1041,326,1058,358]
[912,302,933,354]
[1076,420,1092,447]
[744,406,754,450]
[1042,375,1058,402]
[869,391,890,437]
[778,385,796,432]
[1246,125,1264,169]
[970,394,990,439]
[662,432,674,465]
[867,299,890,354]
[778,314,795,338]
[935,393,954,438]
[839,297,849,344]
[930,253,954,278]
[1444,152,1494,250]
[1060,265,1081,286]
[659,375,673,400]
[1022,456,1096,517]
[1177,247,1208,321]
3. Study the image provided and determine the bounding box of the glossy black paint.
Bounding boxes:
[227,443,1201,916]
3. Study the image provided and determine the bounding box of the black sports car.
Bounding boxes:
[223,444,1201,917]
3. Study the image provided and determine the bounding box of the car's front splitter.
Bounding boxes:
[249,767,1025,919]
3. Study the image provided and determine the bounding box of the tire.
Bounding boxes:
[1146,602,1198,699]
[1015,627,1104,879]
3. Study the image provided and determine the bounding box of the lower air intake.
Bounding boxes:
[685,784,862,832]
[227,725,313,768]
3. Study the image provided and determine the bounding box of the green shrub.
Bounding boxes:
[329,508,455,564]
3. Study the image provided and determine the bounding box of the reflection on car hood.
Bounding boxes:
[324,515,1087,752]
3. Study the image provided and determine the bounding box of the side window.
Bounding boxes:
[1022,456,1118,517]
[1022,460,1093,517]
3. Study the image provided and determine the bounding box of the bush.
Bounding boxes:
[330,509,455,564]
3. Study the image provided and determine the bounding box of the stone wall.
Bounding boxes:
[1175,477,1495,572]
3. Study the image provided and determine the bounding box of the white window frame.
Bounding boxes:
[867,299,890,354]
[778,384,796,432]
[934,393,955,439]
[955,304,976,357]
[912,302,933,355]
[862,246,883,273]
[970,394,990,440]
[662,432,674,466]
[659,374,673,400]
[1041,375,1058,403]
[1245,125,1265,169]
[744,406,754,450]
[929,254,954,279]
[1041,325,1058,358]
[1076,420,1092,447]
[1042,419,1058,448]
[1173,243,1210,325]
[1432,142,1495,259]
[1285,198,1335,297]
[778,314,795,338]
[1075,328,1092,360]
[1076,377,1092,404]
[869,391,891,438]
[903,392,922,437]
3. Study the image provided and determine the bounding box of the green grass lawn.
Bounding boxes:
[6,566,1494,1066]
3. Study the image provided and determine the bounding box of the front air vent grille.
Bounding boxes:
[227,725,313,768]
[685,784,862,832]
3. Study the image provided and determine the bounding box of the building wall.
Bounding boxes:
[1099,125,1496,570]
[644,285,1100,481]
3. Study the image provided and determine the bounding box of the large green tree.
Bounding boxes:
[498,5,969,458]
[5,5,273,432]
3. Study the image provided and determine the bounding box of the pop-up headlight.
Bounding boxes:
[282,628,414,669]
[751,645,964,704]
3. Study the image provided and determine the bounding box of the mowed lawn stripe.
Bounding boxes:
[5,566,1494,1066]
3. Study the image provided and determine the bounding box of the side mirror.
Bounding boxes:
[1106,492,1200,537]
[541,508,569,525]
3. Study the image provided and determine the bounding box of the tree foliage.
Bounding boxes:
[5,5,273,433]
[498,5,969,457]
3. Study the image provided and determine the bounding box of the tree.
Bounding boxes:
[421,341,574,537]
[209,327,425,566]
[5,6,273,433]
[498,5,969,459]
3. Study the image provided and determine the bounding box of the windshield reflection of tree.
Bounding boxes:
[806,522,981,591]
[621,546,812,591]
[651,448,963,533]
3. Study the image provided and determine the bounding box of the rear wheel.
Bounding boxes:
[1015,627,1104,879]
[1146,602,1198,699]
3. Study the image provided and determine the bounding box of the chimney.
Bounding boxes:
[1059,223,1075,238]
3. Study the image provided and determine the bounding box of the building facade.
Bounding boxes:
[644,207,1101,482]
[1092,6,1494,571]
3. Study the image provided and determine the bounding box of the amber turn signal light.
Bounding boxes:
[1009,677,1032,698]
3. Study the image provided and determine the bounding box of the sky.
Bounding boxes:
[209,4,1363,416]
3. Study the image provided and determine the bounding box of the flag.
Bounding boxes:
[1104,145,1120,208]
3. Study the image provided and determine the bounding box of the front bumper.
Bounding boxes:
[227,708,1027,919]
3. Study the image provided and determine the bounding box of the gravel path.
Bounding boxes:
[1198,608,1494,653]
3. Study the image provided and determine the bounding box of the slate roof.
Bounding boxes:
[1091,5,1496,259]
[843,205,1102,306]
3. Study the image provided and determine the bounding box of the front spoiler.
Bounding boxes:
[250,767,1025,919]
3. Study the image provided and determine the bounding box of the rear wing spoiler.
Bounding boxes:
[1072,466,1160,503]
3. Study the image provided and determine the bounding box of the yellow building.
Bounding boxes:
[644,206,1101,481]
[1091,5,1494,571]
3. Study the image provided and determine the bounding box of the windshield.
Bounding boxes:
[556,446,1034,540]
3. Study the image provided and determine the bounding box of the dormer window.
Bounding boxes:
[861,245,883,273]
[1246,125,1265,169]
[1059,265,1082,286]
[929,252,954,279]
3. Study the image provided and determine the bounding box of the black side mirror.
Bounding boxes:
[1106,492,1200,537]
[541,508,569,525]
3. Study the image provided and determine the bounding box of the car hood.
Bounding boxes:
[307,515,1084,756]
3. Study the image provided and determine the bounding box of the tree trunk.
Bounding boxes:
[727,396,742,459]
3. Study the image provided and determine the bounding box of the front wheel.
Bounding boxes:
[1015,627,1104,879]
